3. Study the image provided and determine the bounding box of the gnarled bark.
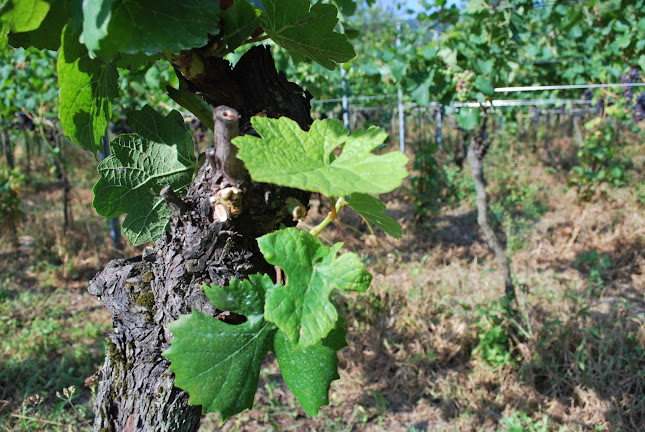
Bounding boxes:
[467,111,515,300]
[1,124,14,169]
[89,46,312,432]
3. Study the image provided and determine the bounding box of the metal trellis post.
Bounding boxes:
[396,22,405,153]
[341,67,350,131]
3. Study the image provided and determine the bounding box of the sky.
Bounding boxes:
[372,0,426,16]
[372,0,461,16]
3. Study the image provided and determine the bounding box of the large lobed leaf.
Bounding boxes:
[348,193,402,239]
[273,320,347,416]
[457,107,481,131]
[259,227,371,349]
[165,273,348,418]
[6,0,69,50]
[92,105,197,246]
[80,0,220,57]
[166,83,214,131]
[233,117,409,197]
[166,311,275,419]
[58,24,118,152]
[221,0,261,51]
[260,0,355,69]
[0,0,50,33]
[164,275,278,419]
[205,274,275,317]
[0,19,7,50]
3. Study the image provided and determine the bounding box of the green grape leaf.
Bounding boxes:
[167,84,214,131]
[0,0,49,32]
[260,0,355,69]
[69,0,82,33]
[408,68,435,107]
[80,0,220,57]
[333,0,358,16]
[0,20,7,50]
[466,0,486,14]
[58,24,118,152]
[259,227,371,349]
[274,320,347,416]
[115,52,158,70]
[638,54,645,73]
[204,274,278,316]
[347,193,402,239]
[508,10,525,44]
[92,106,197,246]
[164,273,278,418]
[233,117,409,197]
[474,76,494,96]
[474,59,494,75]
[79,0,111,54]
[6,0,69,50]
[456,107,481,131]
[222,0,261,51]
[438,47,457,67]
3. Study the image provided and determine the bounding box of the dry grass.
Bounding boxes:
[2,135,643,432]
[207,141,645,432]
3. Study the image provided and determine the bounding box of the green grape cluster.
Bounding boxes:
[453,69,475,102]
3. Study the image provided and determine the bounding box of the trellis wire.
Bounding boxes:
[454,99,594,108]
[311,94,394,104]
[311,81,637,154]
[495,83,645,92]
[311,101,597,154]
[312,82,645,106]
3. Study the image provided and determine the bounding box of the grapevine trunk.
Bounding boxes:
[88,47,312,432]
[466,112,515,300]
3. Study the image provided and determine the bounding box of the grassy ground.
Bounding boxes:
[1,128,644,432]
[0,151,130,431]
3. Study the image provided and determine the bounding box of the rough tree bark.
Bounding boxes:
[1,125,14,169]
[455,128,469,170]
[572,114,585,160]
[467,110,515,300]
[89,46,312,432]
[22,129,30,176]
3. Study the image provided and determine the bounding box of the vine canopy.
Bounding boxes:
[0,0,357,153]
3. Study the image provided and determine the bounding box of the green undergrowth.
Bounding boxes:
[500,411,551,432]
[411,131,549,253]
[0,274,109,431]
[487,142,549,253]
[410,152,476,216]
[574,249,613,297]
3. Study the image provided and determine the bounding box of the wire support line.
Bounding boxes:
[530,107,597,114]
[455,99,594,108]
[342,105,396,112]
[314,88,629,109]
[495,83,645,92]
[312,94,396,104]
[335,99,596,111]
[314,91,625,107]
[493,0,589,10]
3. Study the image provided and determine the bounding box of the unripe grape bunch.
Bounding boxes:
[453,69,475,102]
